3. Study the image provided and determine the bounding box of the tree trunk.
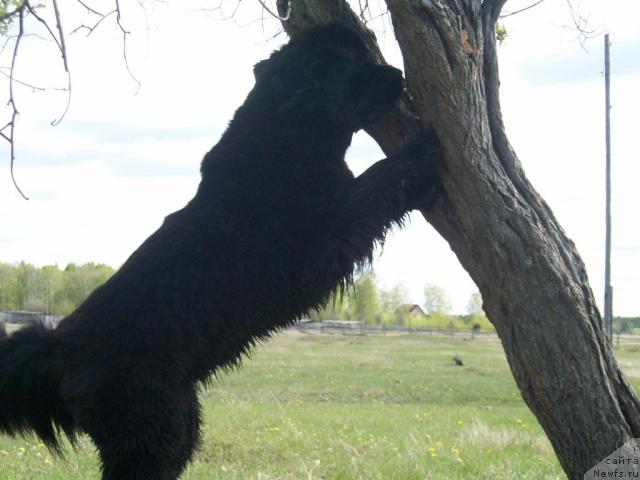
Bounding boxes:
[276,0,640,478]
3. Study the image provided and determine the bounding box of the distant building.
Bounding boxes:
[396,304,427,318]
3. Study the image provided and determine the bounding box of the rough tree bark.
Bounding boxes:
[275,0,640,478]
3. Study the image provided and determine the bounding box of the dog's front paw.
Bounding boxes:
[393,129,443,165]
[403,176,444,212]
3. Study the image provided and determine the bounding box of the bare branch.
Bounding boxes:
[258,0,290,22]
[24,2,64,53]
[562,0,598,51]
[69,9,117,36]
[482,0,508,25]
[76,0,104,17]
[114,0,141,93]
[50,0,71,126]
[1,5,29,200]
[0,68,68,92]
[499,0,546,19]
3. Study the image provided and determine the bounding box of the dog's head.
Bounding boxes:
[251,24,404,132]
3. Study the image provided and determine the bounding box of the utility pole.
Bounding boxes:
[604,33,613,344]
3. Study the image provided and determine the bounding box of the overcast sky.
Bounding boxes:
[0,1,638,316]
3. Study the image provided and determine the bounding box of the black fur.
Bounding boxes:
[0,24,442,479]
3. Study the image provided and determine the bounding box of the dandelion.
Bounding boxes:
[457,457,463,464]
[451,447,460,454]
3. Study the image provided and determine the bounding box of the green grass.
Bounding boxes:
[1,332,638,479]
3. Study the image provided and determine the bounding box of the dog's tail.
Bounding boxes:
[0,322,75,452]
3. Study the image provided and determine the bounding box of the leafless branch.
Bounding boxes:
[50,0,71,125]
[482,0,509,25]
[257,0,290,22]
[0,5,29,200]
[1,0,146,197]
[115,0,141,93]
[76,0,104,17]
[205,1,242,23]
[24,2,63,53]
[69,9,116,36]
[499,0,546,18]
[70,1,140,90]
[562,0,598,51]
[358,0,370,21]
[0,68,68,92]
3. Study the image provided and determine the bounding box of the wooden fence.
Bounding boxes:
[296,320,499,340]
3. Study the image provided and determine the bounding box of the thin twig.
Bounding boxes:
[24,2,63,53]
[114,0,141,92]
[257,0,290,21]
[0,69,68,92]
[69,9,117,36]
[76,0,104,17]
[2,6,29,200]
[562,0,598,52]
[499,0,546,18]
[50,0,71,126]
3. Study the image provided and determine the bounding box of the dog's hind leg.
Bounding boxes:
[87,384,201,480]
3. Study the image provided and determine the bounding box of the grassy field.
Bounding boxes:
[1,331,639,479]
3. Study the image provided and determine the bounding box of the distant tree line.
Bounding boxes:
[0,262,115,315]
[613,317,640,334]
[308,270,494,332]
[4,261,631,334]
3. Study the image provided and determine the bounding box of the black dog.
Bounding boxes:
[0,24,442,479]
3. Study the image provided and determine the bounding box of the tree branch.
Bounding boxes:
[481,0,508,24]
[499,0,546,19]
[114,0,141,93]
[258,0,291,21]
[1,6,29,200]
